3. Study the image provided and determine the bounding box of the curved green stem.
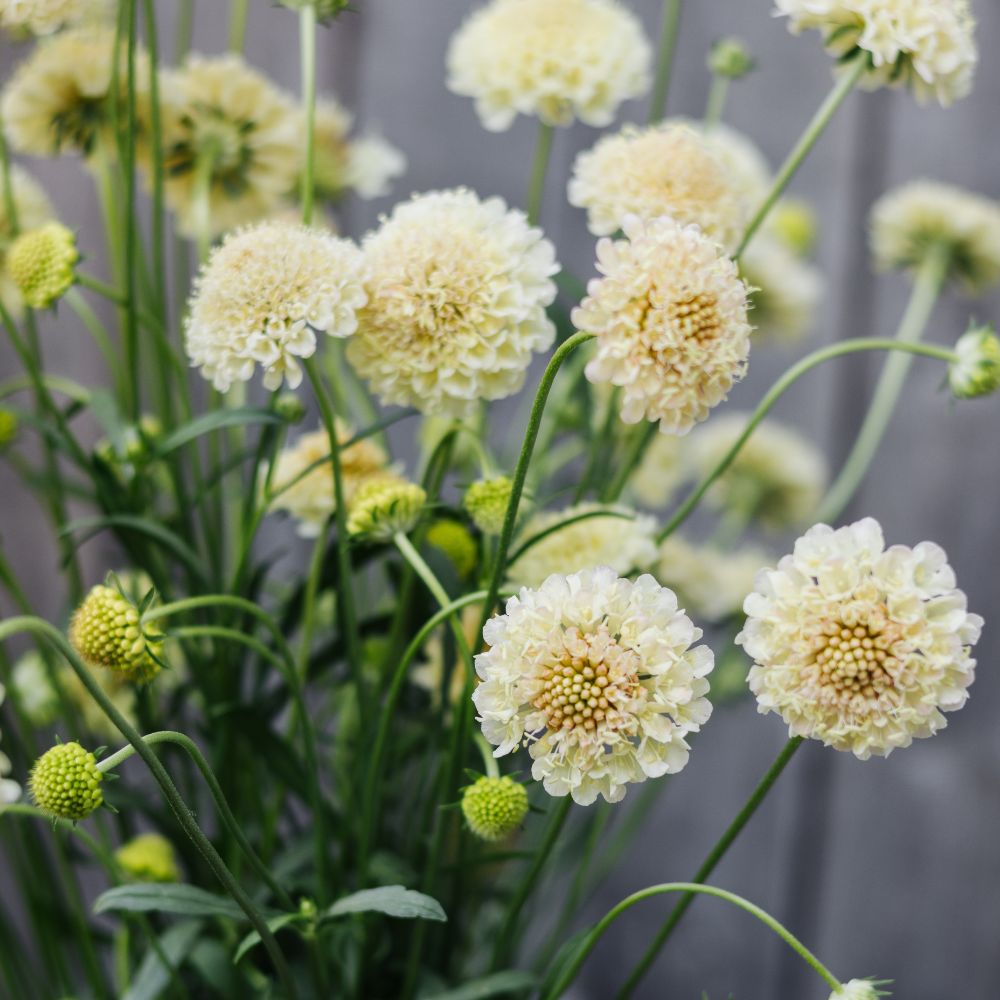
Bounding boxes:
[616,738,803,999]
[734,54,867,260]
[648,0,684,122]
[543,877,839,1000]
[817,244,952,523]
[0,617,298,999]
[526,122,555,226]
[300,4,318,225]
[656,338,959,545]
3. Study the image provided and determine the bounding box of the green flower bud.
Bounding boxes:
[7,222,79,309]
[115,833,180,882]
[769,199,818,257]
[0,409,18,450]
[347,478,427,539]
[463,476,513,535]
[708,36,755,79]
[950,324,1000,400]
[275,392,307,424]
[69,583,164,683]
[30,741,103,820]
[426,519,478,579]
[460,775,529,842]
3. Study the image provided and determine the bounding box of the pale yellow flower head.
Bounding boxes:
[574,215,753,436]
[446,0,651,131]
[568,122,750,250]
[870,180,1000,293]
[508,502,657,589]
[269,423,396,538]
[775,0,977,106]
[6,222,78,309]
[0,162,53,316]
[157,54,300,237]
[738,518,982,759]
[185,221,366,392]
[346,478,427,540]
[0,0,110,34]
[475,567,714,805]
[742,235,823,343]
[349,189,558,416]
[115,833,180,883]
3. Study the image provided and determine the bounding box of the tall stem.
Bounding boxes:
[734,55,867,260]
[300,4,318,225]
[616,739,804,999]
[228,0,250,51]
[817,244,952,523]
[704,74,730,127]
[526,122,555,226]
[648,0,684,123]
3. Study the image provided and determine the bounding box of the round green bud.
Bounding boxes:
[7,222,79,309]
[115,833,180,882]
[275,392,307,424]
[0,409,18,450]
[69,583,163,683]
[347,478,427,540]
[708,36,755,79]
[769,199,818,257]
[461,775,529,842]
[30,742,103,820]
[950,324,1000,400]
[463,476,514,536]
[426,519,478,579]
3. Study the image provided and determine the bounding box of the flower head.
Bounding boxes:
[426,520,478,579]
[769,198,819,257]
[446,0,651,131]
[464,476,514,536]
[738,518,982,759]
[461,776,530,841]
[708,37,756,79]
[832,980,893,999]
[775,0,977,106]
[30,741,103,819]
[870,181,1000,293]
[575,216,753,435]
[269,423,395,537]
[475,567,714,805]
[950,323,1000,400]
[115,833,180,883]
[346,479,427,540]
[157,54,300,237]
[348,189,558,416]
[0,0,110,35]
[0,162,54,315]
[185,220,365,391]
[742,235,823,343]
[69,583,163,684]
[6,222,78,309]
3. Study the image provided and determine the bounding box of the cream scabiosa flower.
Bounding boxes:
[508,503,657,588]
[738,518,981,759]
[775,0,977,106]
[870,181,1000,293]
[475,567,713,805]
[446,0,651,131]
[0,0,109,34]
[568,122,749,250]
[574,215,753,435]
[185,221,366,391]
[349,189,558,416]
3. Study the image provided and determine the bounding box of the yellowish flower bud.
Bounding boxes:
[769,199,818,257]
[950,324,1000,400]
[426,519,478,579]
[347,479,427,540]
[463,476,513,535]
[275,392,307,424]
[708,36,755,79]
[460,775,529,842]
[6,222,78,309]
[115,833,180,883]
[30,741,103,820]
[0,409,18,450]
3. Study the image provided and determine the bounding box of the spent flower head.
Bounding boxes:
[6,222,78,309]
[950,324,1000,400]
[347,479,427,540]
[30,741,103,820]
[461,775,530,841]
[464,476,514,536]
[115,833,180,883]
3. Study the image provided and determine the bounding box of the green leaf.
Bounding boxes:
[234,912,303,964]
[121,919,202,1000]
[421,970,537,1000]
[156,407,284,456]
[94,883,246,921]
[323,886,446,923]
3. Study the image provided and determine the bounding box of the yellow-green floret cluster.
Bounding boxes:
[115,833,180,882]
[460,775,529,841]
[30,741,103,820]
[347,479,427,540]
[6,222,78,309]
[426,520,478,578]
[463,476,514,536]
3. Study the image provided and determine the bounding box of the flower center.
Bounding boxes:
[811,617,902,702]
[667,292,721,342]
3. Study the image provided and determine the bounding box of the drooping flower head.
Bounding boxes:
[574,215,753,435]
[738,518,982,759]
[508,502,657,589]
[347,478,427,540]
[870,181,1000,293]
[0,162,54,316]
[348,189,558,416]
[268,423,397,538]
[30,741,103,819]
[446,0,651,131]
[475,567,714,805]
[115,833,180,883]
[461,775,530,841]
[0,0,110,35]
[6,222,79,309]
[157,54,300,237]
[775,0,977,106]
[185,220,366,391]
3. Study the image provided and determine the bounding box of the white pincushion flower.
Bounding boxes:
[687,414,827,531]
[738,517,982,759]
[870,180,1000,293]
[0,684,22,806]
[568,122,750,250]
[574,216,753,436]
[742,236,823,343]
[446,0,651,131]
[475,567,714,805]
[508,503,658,588]
[0,0,109,34]
[185,221,366,392]
[775,0,977,106]
[348,189,558,416]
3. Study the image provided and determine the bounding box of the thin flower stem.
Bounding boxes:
[474,733,500,779]
[300,4,318,225]
[704,74,730,127]
[616,738,804,999]
[648,0,684,122]
[817,244,953,523]
[228,0,250,51]
[0,618,298,1000]
[656,337,960,545]
[175,0,194,60]
[603,422,657,502]
[734,54,867,260]
[526,122,555,226]
[542,877,839,1000]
